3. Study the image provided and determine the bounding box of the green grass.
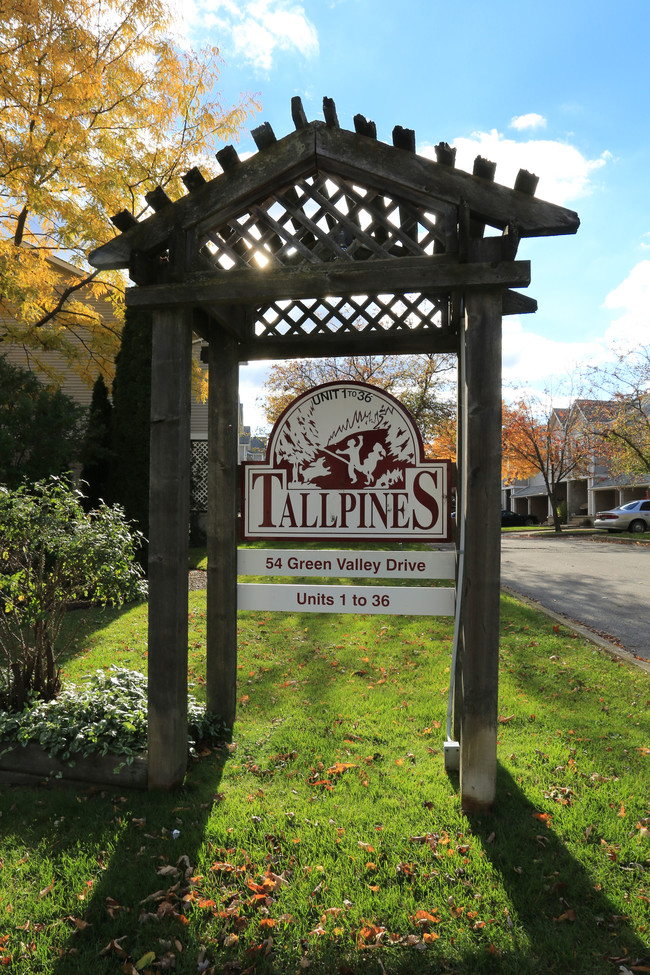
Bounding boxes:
[1,591,648,974]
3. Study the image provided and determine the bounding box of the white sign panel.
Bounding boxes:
[237,583,455,616]
[242,382,451,543]
[237,548,455,580]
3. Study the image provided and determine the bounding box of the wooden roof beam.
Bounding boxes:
[89,126,319,270]
[125,256,532,308]
[314,126,579,238]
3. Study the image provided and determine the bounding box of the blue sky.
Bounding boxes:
[179,0,650,431]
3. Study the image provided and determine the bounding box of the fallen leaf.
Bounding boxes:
[135,951,156,970]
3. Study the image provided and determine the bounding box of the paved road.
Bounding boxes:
[500,534,650,659]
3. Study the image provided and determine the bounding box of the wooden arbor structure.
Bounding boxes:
[90,97,579,807]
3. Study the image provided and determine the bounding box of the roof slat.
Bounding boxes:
[111,209,139,231]
[252,122,277,151]
[435,142,456,167]
[182,167,207,192]
[145,187,172,212]
[323,97,339,127]
[216,145,241,171]
[291,95,309,129]
[473,156,497,181]
[514,169,539,197]
[354,114,377,139]
[393,126,415,153]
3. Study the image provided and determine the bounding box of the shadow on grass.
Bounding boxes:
[40,749,229,974]
[463,764,649,975]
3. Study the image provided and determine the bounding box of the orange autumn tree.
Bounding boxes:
[502,396,606,532]
[0,0,256,386]
[261,354,456,453]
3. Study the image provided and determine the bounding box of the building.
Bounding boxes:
[502,398,650,524]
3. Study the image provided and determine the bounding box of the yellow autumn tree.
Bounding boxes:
[0,0,256,385]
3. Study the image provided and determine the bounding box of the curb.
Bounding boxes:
[501,584,650,674]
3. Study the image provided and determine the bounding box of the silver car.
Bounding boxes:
[594,499,650,533]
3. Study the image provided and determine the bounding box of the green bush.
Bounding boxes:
[0,477,147,709]
[0,667,227,765]
[0,355,85,488]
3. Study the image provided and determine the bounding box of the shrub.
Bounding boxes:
[0,667,227,765]
[0,477,147,710]
[0,355,85,488]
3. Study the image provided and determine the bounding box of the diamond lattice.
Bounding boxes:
[200,170,454,271]
[254,291,451,339]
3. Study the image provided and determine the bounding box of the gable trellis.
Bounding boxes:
[90,96,579,807]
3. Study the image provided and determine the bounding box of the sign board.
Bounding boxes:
[237,582,454,616]
[237,548,455,579]
[242,381,452,542]
[236,548,456,616]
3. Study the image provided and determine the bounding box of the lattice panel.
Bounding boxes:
[200,170,454,270]
[190,440,208,511]
[254,291,451,340]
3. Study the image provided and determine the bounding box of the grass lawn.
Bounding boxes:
[0,588,648,974]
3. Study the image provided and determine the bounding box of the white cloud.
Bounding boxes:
[421,128,610,206]
[501,318,607,392]
[181,0,318,71]
[603,260,650,349]
[510,113,546,131]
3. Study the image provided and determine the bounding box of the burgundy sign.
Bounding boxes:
[241,381,451,542]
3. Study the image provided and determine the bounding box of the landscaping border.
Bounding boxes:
[0,744,147,789]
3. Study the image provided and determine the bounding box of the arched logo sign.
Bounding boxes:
[242,381,452,542]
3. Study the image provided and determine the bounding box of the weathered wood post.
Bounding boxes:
[206,323,240,728]
[147,307,193,789]
[459,290,502,811]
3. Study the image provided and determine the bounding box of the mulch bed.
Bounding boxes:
[189,570,207,591]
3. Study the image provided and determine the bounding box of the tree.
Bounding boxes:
[260,354,456,448]
[0,477,146,710]
[79,373,113,508]
[0,0,255,385]
[589,350,650,477]
[0,355,85,487]
[108,307,152,568]
[502,396,608,532]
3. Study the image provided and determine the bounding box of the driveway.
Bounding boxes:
[500,534,650,661]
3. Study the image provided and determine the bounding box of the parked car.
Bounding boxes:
[501,509,539,528]
[594,499,650,533]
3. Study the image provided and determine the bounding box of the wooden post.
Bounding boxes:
[147,307,193,789]
[206,323,240,727]
[452,323,465,746]
[459,290,502,812]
